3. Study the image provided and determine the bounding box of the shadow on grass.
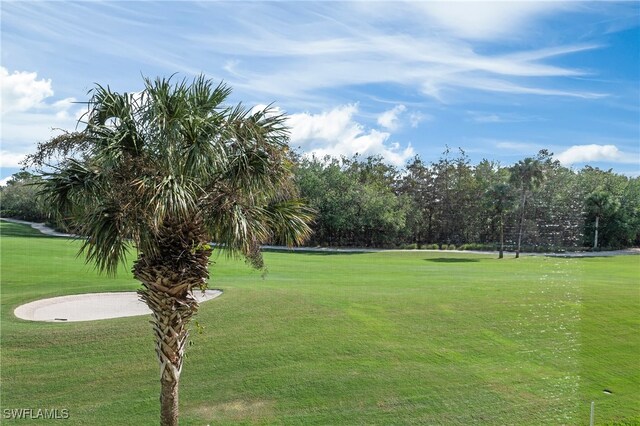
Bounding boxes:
[425,257,480,263]
[262,249,367,256]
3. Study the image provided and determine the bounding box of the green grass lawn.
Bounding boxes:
[1,220,639,425]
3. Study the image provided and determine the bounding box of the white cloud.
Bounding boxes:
[51,97,79,120]
[556,144,639,165]
[413,2,568,41]
[250,104,285,119]
[287,104,414,166]
[0,151,28,168]
[0,67,54,114]
[0,176,13,186]
[377,104,406,131]
[1,68,79,165]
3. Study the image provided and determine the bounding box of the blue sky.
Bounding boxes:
[1,1,639,183]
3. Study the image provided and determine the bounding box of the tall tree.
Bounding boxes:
[347,156,407,247]
[485,182,514,258]
[583,190,632,249]
[400,156,436,247]
[585,191,612,249]
[28,76,313,426]
[509,158,544,258]
[296,155,407,247]
[531,158,584,249]
[473,159,506,244]
[620,177,640,246]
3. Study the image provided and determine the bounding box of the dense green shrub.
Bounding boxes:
[0,172,49,222]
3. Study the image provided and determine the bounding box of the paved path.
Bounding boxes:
[1,217,76,237]
[3,217,638,258]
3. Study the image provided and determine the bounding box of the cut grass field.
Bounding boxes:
[1,220,639,425]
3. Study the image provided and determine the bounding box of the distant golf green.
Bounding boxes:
[1,220,638,425]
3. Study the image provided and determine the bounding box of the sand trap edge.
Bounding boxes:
[14,290,222,323]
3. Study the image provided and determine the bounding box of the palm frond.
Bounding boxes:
[263,199,315,247]
[30,74,313,276]
[179,113,228,178]
[79,203,130,276]
[145,175,199,227]
[39,159,103,217]
[187,76,231,115]
[219,106,291,194]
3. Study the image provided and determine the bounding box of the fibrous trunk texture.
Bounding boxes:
[160,378,178,426]
[133,219,211,426]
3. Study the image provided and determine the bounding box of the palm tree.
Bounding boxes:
[485,182,514,259]
[509,158,544,258]
[28,75,314,426]
[585,190,618,250]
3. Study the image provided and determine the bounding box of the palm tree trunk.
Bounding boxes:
[499,215,504,259]
[160,376,179,426]
[138,285,198,426]
[133,220,212,426]
[516,190,527,259]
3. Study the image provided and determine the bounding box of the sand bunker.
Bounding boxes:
[14,290,222,322]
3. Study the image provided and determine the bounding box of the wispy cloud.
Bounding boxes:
[1,1,611,107]
[472,114,503,124]
[178,2,607,104]
[409,112,429,128]
[437,76,606,99]
[377,105,406,131]
[468,111,544,124]
[408,1,570,41]
[485,139,543,154]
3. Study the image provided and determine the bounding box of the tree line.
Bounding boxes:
[2,149,639,252]
[293,148,640,251]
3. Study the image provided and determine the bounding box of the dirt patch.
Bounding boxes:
[192,399,275,422]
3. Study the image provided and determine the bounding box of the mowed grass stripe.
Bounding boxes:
[1,221,638,425]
